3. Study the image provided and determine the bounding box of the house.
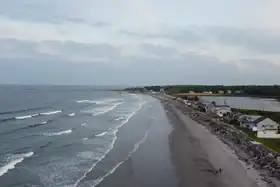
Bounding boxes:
[227,90,232,94]
[239,115,263,129]
[256,118,280,138]
[240,116,280,138]
[215,106,232,117]
[235,90,243,94]
[160,88,165,92]
[205,102,231,117]
[218,90,224,94]
[205,102,215,114]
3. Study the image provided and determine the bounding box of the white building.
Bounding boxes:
[218,90,224,94]
[205,103,231,117]
[256,118,280,138]
[240,115,280,138]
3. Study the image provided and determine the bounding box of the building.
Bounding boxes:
[160,88,165,92]
[239,115,263,129]
[205,102,231,117]
[256,118,280,138]
[215,106,232,117]
[218,90,224,94]
[227,90,232,94]
[235,90,243,94]
[239,116,280,138]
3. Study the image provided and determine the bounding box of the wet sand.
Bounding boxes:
[83,95,265,187]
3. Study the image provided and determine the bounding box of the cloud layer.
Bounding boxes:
[0,0,280,85]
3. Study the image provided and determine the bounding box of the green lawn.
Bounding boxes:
[231,122,280,153]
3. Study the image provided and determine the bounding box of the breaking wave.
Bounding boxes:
[76,100,92,103]
[73,101,146,187]
[68,113,75,117]
[76,98,123,105]
[15,115,33,120]
[92,128,150,187]
[0,152,34,177]
[40,110,62,115]
[43,129,72,136]
[95,129,110,137]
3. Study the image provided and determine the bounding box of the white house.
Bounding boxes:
[215,106,232,117]
[218,90,224,94]
[205,102,231,117]
[256,118,280,138]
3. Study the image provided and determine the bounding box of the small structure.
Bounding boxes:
[215,106,232,117]
[218,90,224,94]
[235,90,243,94]
[227,90,232,94]
[256,118,280,138]
[239,115,263,129]
[205,101,231,117]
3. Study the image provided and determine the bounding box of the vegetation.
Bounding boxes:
[230,122,280,153]
[144,85,280,99]
[123,87,146,93]
[231,108,280,124]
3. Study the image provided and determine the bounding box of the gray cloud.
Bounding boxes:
[206,27,280,54]
[0,1,110,27]
[0,39,279,85]
[120,26,280,54]
[139,43,179,57]
[119,28,203,44]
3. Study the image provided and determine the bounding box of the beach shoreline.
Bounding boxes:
[157,95,272,187]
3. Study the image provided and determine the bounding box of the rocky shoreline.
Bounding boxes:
[158,95,280,187]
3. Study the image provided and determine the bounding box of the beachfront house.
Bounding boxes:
[239,115,280,138]
[215,106,232,117]
[218,90,224,94]
[256,118,280,138]
[239,115,263,129]
[205,102,231,117]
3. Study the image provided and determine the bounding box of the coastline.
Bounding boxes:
[156,94,274,187]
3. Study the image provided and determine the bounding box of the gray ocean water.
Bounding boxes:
[0,86,163,187]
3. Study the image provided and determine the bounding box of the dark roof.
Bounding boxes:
[253,116,267,125]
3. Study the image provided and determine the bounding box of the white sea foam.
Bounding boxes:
[92,105,117,116]
[40,121,48,125]
[114,116,126,121]
[92,128,150,187]
[94,99,123,105]
[80,123,87,126]
[15,115,32,120]
[40,110,62,116]
[95,131,108,137]
[82,137,88,141]
[43,129,72,136]
[73,101,146,187]
[0,152,34,177]
[68,113,75,117]
[76,100,91,103]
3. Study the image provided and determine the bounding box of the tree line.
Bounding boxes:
[144,85,280,98]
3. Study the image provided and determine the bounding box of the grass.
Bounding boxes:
[232,108,280,124]
[230,122,280,153]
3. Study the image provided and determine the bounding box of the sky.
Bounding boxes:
[0,0,280,85]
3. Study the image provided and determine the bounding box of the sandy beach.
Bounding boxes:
[89,94,270,187]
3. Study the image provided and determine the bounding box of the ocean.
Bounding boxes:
[0,86,175,187]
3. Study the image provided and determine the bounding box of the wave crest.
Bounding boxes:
[0,152,34,177]
[43,129,72,136]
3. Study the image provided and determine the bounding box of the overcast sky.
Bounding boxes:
[0,0,280,85]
